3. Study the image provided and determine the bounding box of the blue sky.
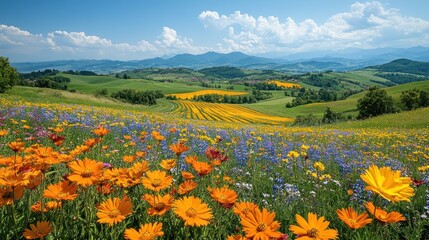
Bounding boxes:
[1,0,429,61]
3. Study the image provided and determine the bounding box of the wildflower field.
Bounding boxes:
[1,97,429,239]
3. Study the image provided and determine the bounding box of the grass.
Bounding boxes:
[329,107,429,129]
[7,86,177,113]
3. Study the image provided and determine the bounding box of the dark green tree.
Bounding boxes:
[0,57,19,93]
[357,86,395,119]
[419,90,429,107]
[400,89,420,110]
[322,107,342,124]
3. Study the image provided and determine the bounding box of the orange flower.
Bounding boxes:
[84,138,101,148]
[69,145,90,157]
[364,202,406,223]
[159,159,176,171]
[172,196,213,227]
[142,193,174,216]
[0,129,8,137]
[178,180,198,195]
[336,207,372,229]
[185,155,198,165]
[289,213,338,240]
[240,207,283,240]
[22,221,52,239]
[151,131,165,141]
[130,161,150,176]
[49,133,65,146]
[142,170,173,192]
[68,158,103,187]
[31,201,62,213]
[169,142,189,156]
[208,186,238,208]
[227,235,246,240]
[233,202,259,217]
[93,126,110,137]
[96,195,133,225]
[97,182,113,195]
[0,186,25,206]
[124,222,164,240]
[192,161,213,176]
[135,151,147,158]
[123,155,136,163]
[181,171,195,180]
[8,141,25,152]
[43,180,78,201]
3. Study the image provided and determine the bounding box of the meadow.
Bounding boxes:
[1,95,429,240]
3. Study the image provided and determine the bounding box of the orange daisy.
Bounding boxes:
[142,193,174,216]
[169,142,189,156]
[178,180,198,195]
[22,221,52,239]
[0,186,25,206]
[159,159,176,171]
[8,141,25,153]
[240,207,283,240]
[181,171,195,180]
[142,170,173,192]
[84,138,101,148]
[233,202,259,217]
[31,201,62,213]
[123,155,137,163]
[364,202,406,223]
[68,158,103,187]
[124,222,164,240]
[43,180,78,201]
[93,126,110,137]
[135,151,147,158]
[172,196,213,227]
[191,161,213,176]
[289,213,338,240]
[336,207,372,229]
[185,155,198,165]
[96,195,133,225]
[208,186,238,208]
[151,131,165,141]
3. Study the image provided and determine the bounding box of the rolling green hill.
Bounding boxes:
[369,58,429,76]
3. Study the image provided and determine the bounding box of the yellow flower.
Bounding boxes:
[360,165,414,202]
[314,162,325,171]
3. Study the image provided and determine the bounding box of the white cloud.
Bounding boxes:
[199,1,429,54]
[0,25,201,61]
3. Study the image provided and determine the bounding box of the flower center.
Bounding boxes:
[155,202,166,211]
[3,191,13,199]
[108,209,120,218]
[81,169,92,178]
[349,218,357,225]
[152,178,162,187]
[139,231,151,240]
[56,192,67,198]
[218,194,227,200]
[186,207,197,218]
[257,223,266,232]
[307,228,319,238]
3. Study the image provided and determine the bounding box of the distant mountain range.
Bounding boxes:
[12,46,429,73]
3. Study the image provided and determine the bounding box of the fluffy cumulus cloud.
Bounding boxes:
[0,25,202,61]
[199,1,429,54]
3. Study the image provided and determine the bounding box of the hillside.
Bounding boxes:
[369,58,429,76]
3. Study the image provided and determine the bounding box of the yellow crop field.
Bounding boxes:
[169,90,248,99]
[173,100,293,124]
[268,80,301,88]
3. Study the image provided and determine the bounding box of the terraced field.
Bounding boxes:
[173,100,293,124]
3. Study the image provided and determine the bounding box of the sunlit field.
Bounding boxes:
[268,81,302,89]
[173,100,294,124]
[1,97,429,239]
[168,90,248,100]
